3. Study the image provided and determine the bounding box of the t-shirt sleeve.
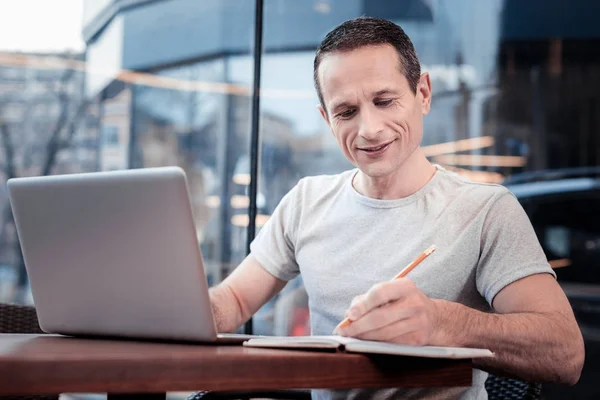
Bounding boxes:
[477,190,557,306]
[249,181,302,281]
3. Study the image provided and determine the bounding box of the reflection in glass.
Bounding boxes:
[130,58,254,288]
[0,52,95,303]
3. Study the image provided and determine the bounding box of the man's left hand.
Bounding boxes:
[333,278,443,346]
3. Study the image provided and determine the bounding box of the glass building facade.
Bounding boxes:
[0,0,599,397]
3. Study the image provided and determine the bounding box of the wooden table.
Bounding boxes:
[0,334,473,399]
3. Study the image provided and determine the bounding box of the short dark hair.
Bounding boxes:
[313,16,421,111]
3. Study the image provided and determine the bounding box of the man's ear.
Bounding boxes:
[317,104,331,128]
[418,72,432,115]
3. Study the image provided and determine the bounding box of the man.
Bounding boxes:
[209,17,584,399]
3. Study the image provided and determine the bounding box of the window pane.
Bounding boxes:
[127,3,255,292]
[0,52,95,303]
[1,0,256,308]
[518,192,600,284]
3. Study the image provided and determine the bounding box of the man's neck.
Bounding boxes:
[353,148,436,200]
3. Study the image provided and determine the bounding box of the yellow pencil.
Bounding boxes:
[336,244,437,330]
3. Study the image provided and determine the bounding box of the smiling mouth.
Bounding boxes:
[358,141,393,153]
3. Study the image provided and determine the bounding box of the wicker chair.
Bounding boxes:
[0,303,59,400]
[485,374,542,400]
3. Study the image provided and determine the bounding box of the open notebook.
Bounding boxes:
[243,335,494,359]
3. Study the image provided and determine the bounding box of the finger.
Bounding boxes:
[340,301,414,337]
[333,295,366,333]
[348,279,415,320]
[346,294,366,317]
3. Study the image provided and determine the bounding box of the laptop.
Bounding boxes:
[7,166,253,343]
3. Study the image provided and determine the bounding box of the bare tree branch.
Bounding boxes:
[0,119,17,250]
[0,120,16,180]
[0,54,87,303]
[40,67,77,176]
[58,100,89,150]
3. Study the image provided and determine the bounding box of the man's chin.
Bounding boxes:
[357,164,396,179]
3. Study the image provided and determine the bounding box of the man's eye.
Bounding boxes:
[375,99,393,107]
[339,109,356,119]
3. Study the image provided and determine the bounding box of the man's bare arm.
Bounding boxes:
[337,273,584,385]
[439,274,585,385]
[209,254,287,333]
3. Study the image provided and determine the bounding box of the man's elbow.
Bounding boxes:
[559,330,585,386]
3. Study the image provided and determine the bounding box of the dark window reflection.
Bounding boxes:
[525,192,600,284]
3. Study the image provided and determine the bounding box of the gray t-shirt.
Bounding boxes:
[250,165,556,400]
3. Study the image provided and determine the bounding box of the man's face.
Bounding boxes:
[317,45,431,178]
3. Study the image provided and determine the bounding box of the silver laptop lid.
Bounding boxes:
[7,167,219,342]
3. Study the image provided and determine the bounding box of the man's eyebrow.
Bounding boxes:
[330,89,400,113]
[372,88,399,97]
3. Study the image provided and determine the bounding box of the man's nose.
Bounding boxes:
[358,107,384,140]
